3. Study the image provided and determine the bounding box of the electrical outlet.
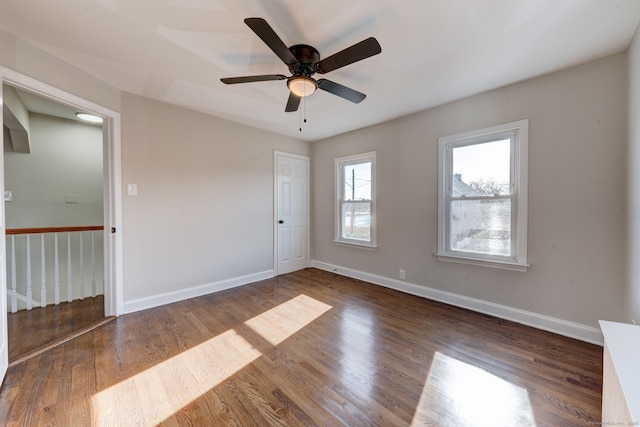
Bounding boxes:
[399,269,406,280]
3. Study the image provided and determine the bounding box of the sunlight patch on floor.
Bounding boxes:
[244,294,333,345]
[91,294,332,426]
[411,351,536,426]
[91,329,261,426]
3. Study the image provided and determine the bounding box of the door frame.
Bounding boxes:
[273,150,310,275]
[0,67,124,317]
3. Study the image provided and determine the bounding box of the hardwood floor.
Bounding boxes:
[0,269,603,426]
[7,295,105,363]
[7,295,104,363]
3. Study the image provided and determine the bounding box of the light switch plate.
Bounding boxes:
[4,190,12,202]
[127,183,138,196]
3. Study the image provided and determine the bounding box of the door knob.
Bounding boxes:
[278,220,284,224]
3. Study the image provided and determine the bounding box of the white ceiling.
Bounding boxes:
[0,0,639,142]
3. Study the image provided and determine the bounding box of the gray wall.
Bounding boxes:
[628,26,640,325]
[4,113,103,228]
[120,93,309,302]
[311,53,627,329]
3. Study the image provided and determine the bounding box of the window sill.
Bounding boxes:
[333,240,378,251]
[435,253,529,272]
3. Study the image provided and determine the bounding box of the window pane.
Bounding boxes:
[343,162,372,201]
[341,202,371,241]
[450,199,511,256]
[452,139,510,196]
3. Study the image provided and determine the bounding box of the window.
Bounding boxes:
[437,120,528,271]
[335,152,376,247]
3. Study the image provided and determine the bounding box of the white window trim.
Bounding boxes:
[334,151,377,248]
[436,119,529,271]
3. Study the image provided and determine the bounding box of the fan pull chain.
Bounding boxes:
[299,85,304,131]
[299,97,309,132]
[299,86,309,132]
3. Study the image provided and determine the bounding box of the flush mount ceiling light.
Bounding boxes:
[287,75,317,97]
[76,112,103,124]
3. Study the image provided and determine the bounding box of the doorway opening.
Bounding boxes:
[0,69,122,370]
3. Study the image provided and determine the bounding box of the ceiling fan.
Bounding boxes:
[221,18,382,112]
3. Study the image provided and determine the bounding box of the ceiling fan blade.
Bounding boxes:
[316,37,381,74]
[221,74,287,84]
[285,92,301,112]
[244,18,298,66]
[317,79,366,103]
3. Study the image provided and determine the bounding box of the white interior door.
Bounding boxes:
[0,82,8,382]
[275,152,309,275]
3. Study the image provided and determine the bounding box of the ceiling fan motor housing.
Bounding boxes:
[288,44,320,76]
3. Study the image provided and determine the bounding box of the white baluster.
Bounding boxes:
[67,232,72,303]
[91,231,96,298]
[26,235,32,310]
[79,232,84,300]
[54,233,60,305]
[40,234,46,307]
[10,235,17,313]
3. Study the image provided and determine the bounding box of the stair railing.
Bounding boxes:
[5,226,104,313]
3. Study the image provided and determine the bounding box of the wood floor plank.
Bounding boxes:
[0,268,603,426]
[7,295,105,362]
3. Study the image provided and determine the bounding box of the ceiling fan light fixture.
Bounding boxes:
[287,76,317,97]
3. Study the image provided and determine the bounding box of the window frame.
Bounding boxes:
[334,151,377,248]
[437,120,529,271]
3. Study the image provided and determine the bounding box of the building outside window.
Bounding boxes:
[437,120,528,271]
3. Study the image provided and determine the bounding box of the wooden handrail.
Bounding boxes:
[5,226,104,235]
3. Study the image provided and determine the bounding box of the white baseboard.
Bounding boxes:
[311,260,603,346]
[123,269,275,314]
